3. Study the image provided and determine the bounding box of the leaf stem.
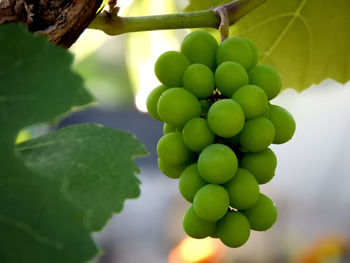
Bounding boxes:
[89,0,268,36]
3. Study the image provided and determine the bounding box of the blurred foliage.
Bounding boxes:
[73,38,135,109]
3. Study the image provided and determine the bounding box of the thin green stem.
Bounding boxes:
[89,0,268,36]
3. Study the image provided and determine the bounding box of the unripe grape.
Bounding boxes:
[207,99,245,138]
[179,163,207,202]
[183,206,217,239]
[224,168,260,210]
[157,132,193,165]
[158,158,189,179]
[216,37,254,69]
[181,30,218,69]
[182,118,215,152]
[232,85,269,119]
[163,123,181,134]
[249,65,281,100]
[157,88,201,127]
[239,37,258,67]
[239,117,275,152]
[215,62,249,97]
[242,193,277,231]
[218,211,250,248]
[146,85,168,121]
[240,148,277,184]
[183,64,215,99]
[154,51,190,87]
[198,144,238,184]
[193,184,229,222]
[268,105,296,144]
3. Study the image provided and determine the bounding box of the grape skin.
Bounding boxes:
[224,168,260,210]
[154,51,190,87]
[249,64,281,100]
[183,64,215,99]
[268,104,296,144]
[158,158,189,179]
[215,61,249,97]
[216,37,254,69]
[193,184,229,222]
[240,148,277,184]
[239,117,275,152]
[207,99,245,138]
[183,205,217,239]
[198,144,238,184]
[157,88,201,127]
[181,30,218,70]
[232,85,269,119]
[218,211,251,248]
[157,132,193,165]
[179,163,207,203]
[182,117,215,152]
[238,37,258,67]
[242,193,277,231]
[163,123,182,134]
[146,85,168,121]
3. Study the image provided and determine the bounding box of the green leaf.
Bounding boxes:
[186,0,350,91]
[185,0,231,11]
[16,124,148,231]
[0,24,97,262]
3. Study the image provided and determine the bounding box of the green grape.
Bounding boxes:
[249,64,282,100]
[238,37,258,67]
[224,168,259,210]
[268,105,296,144]
[154,51,190,87]
[183,64,215,99]
[157,88,201,127]
[183,205,217,239]
[240,148,277,184]
[181,30,218,70]
[216,37,254,69]
[193,184,229,222]
[239,117,275,152]
[215,62,249,97]
[158,158,189,179]
[207,99,245,138]
[182,118,215,152]
[157,132,193,165]
[232,85,269,119]
[179,163,207,202]
[146,85,168,121]
[198,144,237,184]
[163,123,181,134]
[262,103,271,117]
[242,193,277,231]
[218,211,250,248]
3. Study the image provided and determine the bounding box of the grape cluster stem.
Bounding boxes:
[89,0,268,36]
[213,6,229,42]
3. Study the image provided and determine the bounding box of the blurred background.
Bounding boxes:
[21,0,350,262]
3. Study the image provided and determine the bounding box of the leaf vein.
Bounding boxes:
[260,0,308,63]
[0,214,64,249]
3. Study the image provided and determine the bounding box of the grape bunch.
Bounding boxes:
[146,30,295,248]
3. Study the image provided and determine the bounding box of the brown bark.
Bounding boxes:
[0,0,103,48]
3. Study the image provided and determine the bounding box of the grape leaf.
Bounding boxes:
[16,124,148,231]
[185,0,350,91]
[185,0,231,11]
[0,23,97,263]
